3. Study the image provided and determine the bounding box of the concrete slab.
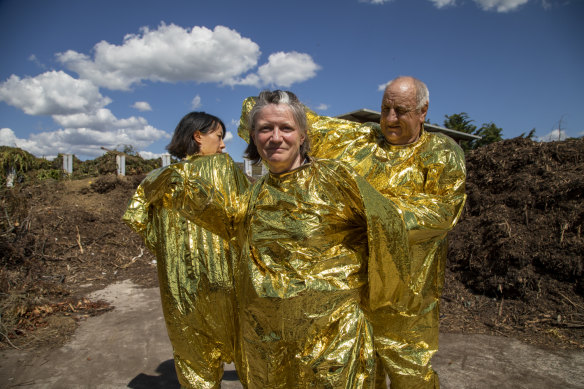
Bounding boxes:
[0,280,582,389]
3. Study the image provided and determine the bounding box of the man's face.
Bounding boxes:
[252,104,305,174]
[380,78,427,145]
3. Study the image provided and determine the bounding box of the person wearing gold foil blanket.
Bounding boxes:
[142,90,411,388]
[306,76,466,389]
[123,112,250,389]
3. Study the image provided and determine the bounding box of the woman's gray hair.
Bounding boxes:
[244,90,311,164]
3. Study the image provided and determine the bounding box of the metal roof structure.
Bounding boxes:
[335,109,481,142]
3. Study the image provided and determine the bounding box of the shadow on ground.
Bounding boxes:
[128,359,241,388]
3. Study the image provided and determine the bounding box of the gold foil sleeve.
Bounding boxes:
[353,172,412,312]
[305,111,467,388]
[309,115,466,242]
[140,153,249,242]
[169,154,412,386]
[237,96,255,143]
[122,153,250,388]
[239,159,411,386]
[123,176,154,251]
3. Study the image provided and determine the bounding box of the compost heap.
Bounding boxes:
[0,137,582,351]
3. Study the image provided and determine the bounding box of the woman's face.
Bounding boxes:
[194,124,225,156]
[252,104,305,174]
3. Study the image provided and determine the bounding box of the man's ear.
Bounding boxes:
[419,104,428,123]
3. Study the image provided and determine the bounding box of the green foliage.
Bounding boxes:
[474,122,503,148]
[519,128,537,139]
[443,112,477,134]
[444,113,504,151]
[36,169,62,181]
[0,146,37,174]
[0,146,162,187]
[121,144,140,157]
[443,113,478,151]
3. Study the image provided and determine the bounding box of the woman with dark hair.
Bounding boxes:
[143,91,411,387]
[123,112,249,388]
[166,111,227,158]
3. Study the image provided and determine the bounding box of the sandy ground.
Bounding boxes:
[1,280,583,389]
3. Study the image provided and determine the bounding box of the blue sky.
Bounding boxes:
[0,0,582,162]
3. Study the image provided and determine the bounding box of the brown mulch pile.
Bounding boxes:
[444,137,584,350]
[0,174,157,349]
[0,137,583,351]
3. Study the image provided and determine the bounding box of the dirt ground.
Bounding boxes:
[1,137,583,352]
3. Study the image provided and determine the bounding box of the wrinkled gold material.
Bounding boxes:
[123,154,250,389]
[143,153,411,388]
[308,115,466,389]
[239,101,467,389]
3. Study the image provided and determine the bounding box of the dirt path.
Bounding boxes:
[1,280,582,389]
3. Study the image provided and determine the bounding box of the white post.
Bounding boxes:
[161,154,171,167]
[6,167,15,187]
[116,154,126,176]
[244,158,252,176]
[261,163,268,176]
[63,154,73,174]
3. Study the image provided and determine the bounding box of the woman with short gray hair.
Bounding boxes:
[146,91,410,387]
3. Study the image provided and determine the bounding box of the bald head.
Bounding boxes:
[380,76,429,145]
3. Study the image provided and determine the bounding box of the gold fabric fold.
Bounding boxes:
[308,115,466,389]
[123,154,250,389]
[239,100,467,389]
[157,153,410,388]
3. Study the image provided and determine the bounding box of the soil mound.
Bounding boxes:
[444,137,583,349]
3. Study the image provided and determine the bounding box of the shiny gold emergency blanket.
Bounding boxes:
[140,153,411,388]
[239,98,467,388]
[123,155,250,388]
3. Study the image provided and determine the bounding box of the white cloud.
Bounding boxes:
[54,23,319,90]
[132,101,152,111]
[255,52,320,88]
[315,104,330,110]
[378,81,390,91]
[224,131,234,142]
[472,0,530,12]
[537,128,567,142]
[191,95,202,109]
[426,0,535,11]
[0,70,111,115]
[2,125,170,158]
[1,24,321,159]
[139,151,165,160]
[359,0,395,4]
[226,51,320,87]
[2,106,170,158]
[0,128,48,156]
[28,54,46,69]
[0,128,19,147]
[52,108,156,132]
[428,0,457,8]
[57,24,261,91]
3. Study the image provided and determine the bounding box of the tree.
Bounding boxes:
[519,128,537,139]
[473,122,503,149]
[443,113,505,151]
[443,112,477,134]
[444,113,477,151]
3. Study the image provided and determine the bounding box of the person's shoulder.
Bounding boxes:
[185,152,235,163]
[422,132,466,170]
[311,157,359,178]
[425,131,461,148]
